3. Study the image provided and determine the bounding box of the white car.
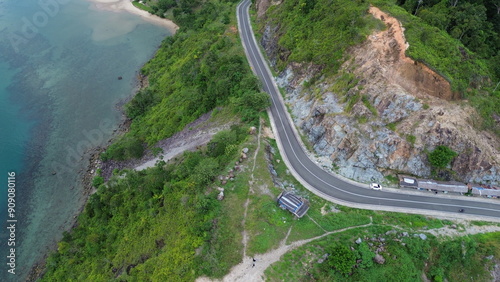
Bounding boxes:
[370,183,382,190]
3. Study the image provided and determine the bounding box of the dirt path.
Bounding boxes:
[242,122,262,258]
[100,112,231,180]
[215,218,372,282]
[306,214,327,232]
[197,217,373,282]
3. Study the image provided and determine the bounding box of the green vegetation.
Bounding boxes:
[45,98,497,282]
[372,211,450,229]
[132,1,153,13]
[265,226,499,281]
[428,145,458,169]
[406,134,416,146]
[92,169,104,187]
[384,174,399,184]
[101,135,144,161]
[387,122,397,131]
[102,0,266,161]
[43,126,249,280]
[471,220,498,227]
[42,1,500,281]
[230,91,270,122]
[427,236,491,281]
[134,0,179,18]
[396,0,499,65]
[372,0,500,133]
[91,175,104,187]
[357,116,369,124]
[362,95,378,116]
[43,0,267,278]
[262,0,379,73]
[330,72,359,94]
[345,92,361,113]
[372,0,495,92]
[324,243,358,276]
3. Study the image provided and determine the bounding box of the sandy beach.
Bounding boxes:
[87,0,179,33]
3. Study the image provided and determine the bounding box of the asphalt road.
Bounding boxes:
[236,0,500,221]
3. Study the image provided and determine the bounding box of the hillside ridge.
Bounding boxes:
[256,0,500,184]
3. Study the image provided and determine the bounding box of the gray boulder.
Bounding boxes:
[374,254,385,264]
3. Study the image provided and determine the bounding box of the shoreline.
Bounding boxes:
[87,0,179,33]
[26,92,136,282]
[26,2,178,279]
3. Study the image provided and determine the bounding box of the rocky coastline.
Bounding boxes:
[25,71,146,281]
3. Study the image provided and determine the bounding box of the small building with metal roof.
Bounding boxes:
[471,184,500,197]
[417,180,468,193]
[277,191,309,218]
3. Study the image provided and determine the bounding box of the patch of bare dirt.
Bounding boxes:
[257,184,274,197]
[320,204,340,215]
[491,262,500,281]
[262,126,275,139]
[228,26,238,34]
[357,7,458,101]
[255,0,283,18]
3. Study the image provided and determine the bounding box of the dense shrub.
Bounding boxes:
[325,243,357,276]
[91,176,104,187]
[427,145,457,169]
[101,135,144,161]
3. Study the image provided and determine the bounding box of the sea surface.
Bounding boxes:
[0,0,171,280]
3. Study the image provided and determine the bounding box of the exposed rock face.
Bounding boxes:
[255,1,500,184]
[255,0,282,18]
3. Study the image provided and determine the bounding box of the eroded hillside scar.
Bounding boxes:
[367,6,460,100]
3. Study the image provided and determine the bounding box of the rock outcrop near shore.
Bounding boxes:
[256,1,500,184]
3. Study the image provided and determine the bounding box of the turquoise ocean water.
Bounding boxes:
[0,0,171,280]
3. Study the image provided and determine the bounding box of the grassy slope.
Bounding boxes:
[264,0,377,73]
[264,226,500,281]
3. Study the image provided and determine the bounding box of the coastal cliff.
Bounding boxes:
[255,0,500,184]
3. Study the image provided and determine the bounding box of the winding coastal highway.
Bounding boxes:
[236,0,500,221]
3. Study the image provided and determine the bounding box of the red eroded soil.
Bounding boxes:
[356,7,459,100]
